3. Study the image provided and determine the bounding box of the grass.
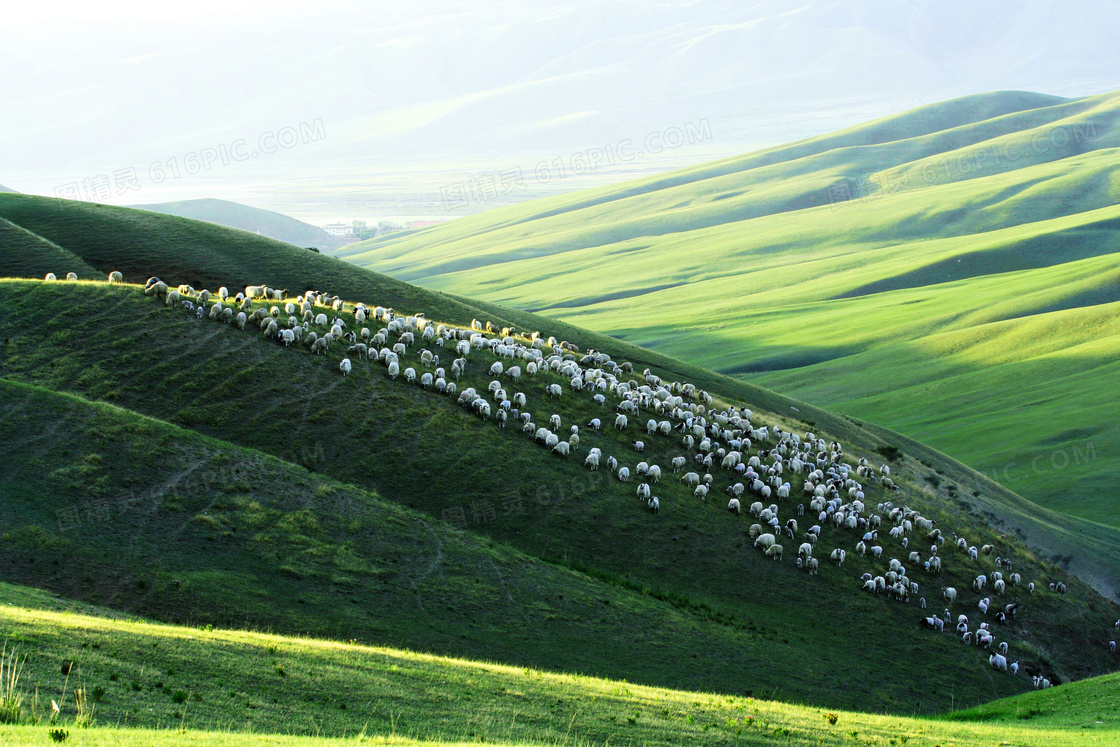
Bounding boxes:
[0,581,1116,746]
[0,280,1116,717]
[0,194,1118,728]
[329,88,1120,530]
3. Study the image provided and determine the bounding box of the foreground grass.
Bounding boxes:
[0,583,1118,746]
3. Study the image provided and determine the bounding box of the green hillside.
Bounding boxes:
[0,194,1118,727]
[129,198,341,249]
[332,89,1120,530]
[5,279,1101,714]
[2,581,1117,746]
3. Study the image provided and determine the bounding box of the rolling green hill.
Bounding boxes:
[129,198,341,249]
[332,89,1120,531]
[2,581,1117,746]
[0,194,1117,727]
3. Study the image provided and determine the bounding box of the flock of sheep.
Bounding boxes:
[44,270,1117,688]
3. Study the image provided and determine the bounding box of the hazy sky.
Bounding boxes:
[3,0,1118,216]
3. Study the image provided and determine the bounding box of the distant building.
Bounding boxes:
[322,222,353,237]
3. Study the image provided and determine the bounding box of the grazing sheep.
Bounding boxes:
[632,440,644,452]
[830,548,846,566]
[648,496,660,514]
[340,358,352,377]
[754,533,776,551]
[618,467,631,482]
[44,273,57,281]
[806,557,819,575]
[693,484,709,500]
[615,414,628,430]
[765,544,784,561]
[920,616,944,632]
[66,272,78,281]
[943,587,957,604]
[727,498,741,514]
[108,271,123,284]
[989,653,1008,671]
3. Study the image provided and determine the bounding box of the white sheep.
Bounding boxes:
[340,358,352,377]
[108,271,123,284]
[66,272,78,281]
[44,273,57,281]
[615,414,628,430]
[648,496,659,514]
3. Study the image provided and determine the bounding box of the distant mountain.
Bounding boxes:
[0,184,16,193]
[130,198,342,249]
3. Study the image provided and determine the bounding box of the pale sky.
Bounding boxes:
[3,0,1118,216]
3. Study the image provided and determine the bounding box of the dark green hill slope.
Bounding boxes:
[0,217,99,279]
[1,377,863,703]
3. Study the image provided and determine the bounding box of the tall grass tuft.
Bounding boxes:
[73,686,94,727]
[0,643,26,724]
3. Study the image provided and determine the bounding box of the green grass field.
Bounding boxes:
[0,278,1117,711]
[331,89,1120,531]
[0,195,1118,740]
[0,581,1118,746]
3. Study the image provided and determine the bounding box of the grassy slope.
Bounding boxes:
[129,198,339,249]
[0,581,1117,746]
[0,279,1117,714]
[0,218,99,280]
[4,192,1117,605]
[0,377,866,709]
[331,89,1120,529]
